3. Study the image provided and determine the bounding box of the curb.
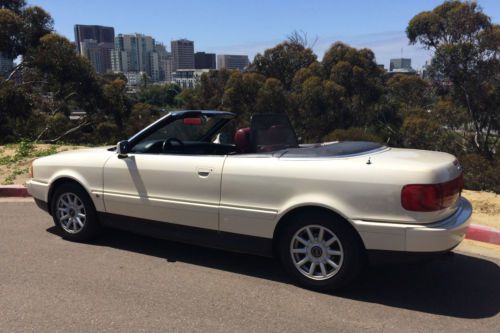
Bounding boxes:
[466,224,500,245]
[1,185,499,245]
[0,185,30,197]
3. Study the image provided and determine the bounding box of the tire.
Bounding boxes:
[50,182,101,242]
[278,211,365,291]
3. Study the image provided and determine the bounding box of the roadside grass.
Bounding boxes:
[0,142,86,185]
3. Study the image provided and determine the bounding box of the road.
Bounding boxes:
[0,201,499,332]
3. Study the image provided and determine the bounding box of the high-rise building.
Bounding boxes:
[389,58,412,72]
[217,54,249,70]
[195,52,216,69]
[155,43,173,82]
[0,52,14,77]
[79,39,113,73]
[111,33,158,81]
[74,25,114,73]
[171,39,194,71]
[74,24,114,54]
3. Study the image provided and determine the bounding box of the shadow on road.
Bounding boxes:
[48,226,500,319]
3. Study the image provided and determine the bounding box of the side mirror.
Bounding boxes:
[117,140,130,158]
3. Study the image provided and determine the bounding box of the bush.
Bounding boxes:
[95,121,119,144]
[323,127,383,143]
[460,154,500,193]
[400,116,463,155]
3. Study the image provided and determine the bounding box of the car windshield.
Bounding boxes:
[141,114,225,142]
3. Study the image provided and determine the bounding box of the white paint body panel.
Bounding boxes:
[27,145,471,253]
[102,154,225,230]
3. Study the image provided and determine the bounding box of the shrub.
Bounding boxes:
[323,127,383,143]
[95,121,119,145]
[460,154,500,193]
[400,116,463,155]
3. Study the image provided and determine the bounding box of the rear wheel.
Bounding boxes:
[50,182,100,242]
[278,211,364,291]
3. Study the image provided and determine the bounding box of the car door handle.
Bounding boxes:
[197,168,212,177]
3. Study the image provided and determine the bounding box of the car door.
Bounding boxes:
[103,153,225,230]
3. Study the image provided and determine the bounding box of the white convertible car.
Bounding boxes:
[27,111,472,290]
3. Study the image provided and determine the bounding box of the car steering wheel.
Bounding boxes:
[162,137,184,152]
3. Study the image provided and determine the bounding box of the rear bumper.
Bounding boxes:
[353,197,473,252]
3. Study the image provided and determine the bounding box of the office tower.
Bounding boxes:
[74,24,114,54]
[195,52,216,69]
[171,39,194,71]
[155,43,173,82]
[111,33,157,80]
[79,39,113,73]
[389,58,412,72]
[74,25,114,73]
[216,54,249,70]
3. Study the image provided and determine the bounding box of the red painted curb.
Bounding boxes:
[466,224,500,245]
[0,185,31,197]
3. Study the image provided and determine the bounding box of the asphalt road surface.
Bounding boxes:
[0,201,499,332]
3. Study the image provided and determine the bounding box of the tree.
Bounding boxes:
[322,42,385,128]
[0,2,52,73]
[255,78,287,114]
[386,74,431,112]
[253,42,317,89]
[195,69,232,109]
[407,0,499,158]
[222,72,266,125]
[139,83,181,107]
[102,79,131,129]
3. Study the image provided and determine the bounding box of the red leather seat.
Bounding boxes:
[234,127,251,153]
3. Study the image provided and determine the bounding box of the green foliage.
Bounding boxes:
[386,74,430,111]
[125,103,161,137]
[460,154,500,193]
[400,114,464,156]
[407,0,499,158]
[2,167,28,185]
[139,83,181,107]
[323,128,383,143]
[253,41,317,89]
[0,2,52,59]
[0,81,32,142]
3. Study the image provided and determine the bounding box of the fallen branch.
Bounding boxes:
[40,118,91,144]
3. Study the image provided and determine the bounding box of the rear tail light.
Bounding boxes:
[401,174,463,212]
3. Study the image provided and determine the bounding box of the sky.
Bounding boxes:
[29,0,499,69]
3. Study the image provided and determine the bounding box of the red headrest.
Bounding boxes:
[234,127,251,153]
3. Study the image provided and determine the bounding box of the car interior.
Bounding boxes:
[130,113,300,156]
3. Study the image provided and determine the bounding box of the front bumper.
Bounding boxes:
[353,197,473,252]
[26,179,49,202]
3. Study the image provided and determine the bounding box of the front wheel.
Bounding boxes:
[51,182,101,242]
[278,212,365,291]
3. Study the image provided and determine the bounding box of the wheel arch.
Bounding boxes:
[271,205,366,257]
[47,177,92,215]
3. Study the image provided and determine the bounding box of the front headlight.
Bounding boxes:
[28,159,35,178]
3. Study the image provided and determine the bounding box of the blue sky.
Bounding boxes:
[29,0,499,69]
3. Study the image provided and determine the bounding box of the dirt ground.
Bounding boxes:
[1,144,498,230]
[0,144,85,185]
[462,190,499,229]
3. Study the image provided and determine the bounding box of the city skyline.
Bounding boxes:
[29,0,499,69]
